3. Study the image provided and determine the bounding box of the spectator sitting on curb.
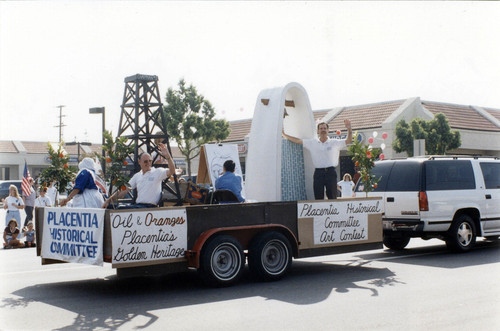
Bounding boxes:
[22,221,36,248]
[4,219,24,249]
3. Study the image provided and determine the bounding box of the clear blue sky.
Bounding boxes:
[1,1,499,144]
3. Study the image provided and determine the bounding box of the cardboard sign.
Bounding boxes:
[110,208,187,267]
[297,200,382,248]
[41,207,105,266]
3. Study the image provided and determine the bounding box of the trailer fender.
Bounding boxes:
[186,224,298,268]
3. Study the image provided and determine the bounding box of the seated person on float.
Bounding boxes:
[102,143,175,208]
[215,160,245,202]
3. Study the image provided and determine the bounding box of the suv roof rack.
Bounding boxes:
[425,155,499,160]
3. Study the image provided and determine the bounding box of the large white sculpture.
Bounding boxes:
[246,82,316,202]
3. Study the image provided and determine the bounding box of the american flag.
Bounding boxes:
[21,161,32,197]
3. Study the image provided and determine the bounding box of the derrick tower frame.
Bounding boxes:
[117,74,181,203]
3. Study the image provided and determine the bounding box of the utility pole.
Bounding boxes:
[55,105,66,143]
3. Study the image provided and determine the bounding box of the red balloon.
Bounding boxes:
[382,132,388,139]
[379,153,385,160]
[368,137,374,144]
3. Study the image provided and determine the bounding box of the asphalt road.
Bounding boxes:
[1,236,499,331]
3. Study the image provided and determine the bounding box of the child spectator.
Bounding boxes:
[3,219,24,249]
[35,187,52,207]
[22,221,36,247]
[337,173,355,198]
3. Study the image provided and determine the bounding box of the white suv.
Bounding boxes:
[355,156,500,252]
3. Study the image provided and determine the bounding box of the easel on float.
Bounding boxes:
[196,144,245,203]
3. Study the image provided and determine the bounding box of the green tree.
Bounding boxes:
[40,142,78,194]
[162,79,230,177]
[101,130,135,196]
[393,113,461,156]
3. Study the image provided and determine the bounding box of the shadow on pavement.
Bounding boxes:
[357,238,500,268]
[6,260,399,330]
[10,238,498,329]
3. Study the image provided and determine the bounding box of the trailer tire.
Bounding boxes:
[199,235,245,287]
[445,214,476,252]
[248,231,292,281]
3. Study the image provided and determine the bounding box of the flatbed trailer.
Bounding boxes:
[36,197,382,286]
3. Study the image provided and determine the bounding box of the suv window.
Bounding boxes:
[425,160,475,190]
[480,162,500,189]
[386,161,421,191]
[355,161,393,192]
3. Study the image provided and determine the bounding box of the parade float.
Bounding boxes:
[36,75,382,286]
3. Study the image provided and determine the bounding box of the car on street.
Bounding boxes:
[0,180,23,201]
[355,156,500,252]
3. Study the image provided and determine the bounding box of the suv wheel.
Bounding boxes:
[383,236,410,250]
[445,214,476,252]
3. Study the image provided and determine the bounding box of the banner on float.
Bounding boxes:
[110,208,187,267]
[41,207,105,266]
[297,200,382,248]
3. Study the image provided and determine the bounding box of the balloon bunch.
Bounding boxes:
[367,131,389,160]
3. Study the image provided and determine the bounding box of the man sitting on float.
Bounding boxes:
[215,160,245,202]
[102,143,175,209]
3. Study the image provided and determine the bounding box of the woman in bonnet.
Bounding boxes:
[60,158,104,208]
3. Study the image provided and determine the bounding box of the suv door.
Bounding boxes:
[423,160,477,229]
[479,162,500,233]
[383,161,421,220]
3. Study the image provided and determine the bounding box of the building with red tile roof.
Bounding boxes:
[1,97,499,180]
[229,97,499,166]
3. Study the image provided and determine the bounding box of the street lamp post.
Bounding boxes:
[89,107,106,174]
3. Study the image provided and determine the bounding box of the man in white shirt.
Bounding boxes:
[283,119,352,200]
[102,143,175,208]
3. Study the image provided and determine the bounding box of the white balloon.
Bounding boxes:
[381,143,386,150]
[368,145,373,149]
[373,131,378,138]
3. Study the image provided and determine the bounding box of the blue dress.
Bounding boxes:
[71,169,104,208]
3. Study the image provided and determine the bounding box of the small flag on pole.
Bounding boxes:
[21,161,32,197]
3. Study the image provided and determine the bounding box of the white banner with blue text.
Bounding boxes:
[110,208,187,266]
[41,207,105,265]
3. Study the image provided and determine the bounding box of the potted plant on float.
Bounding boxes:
[101,131,135,200]
[40,142,77,198]
[347,131,388,196]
